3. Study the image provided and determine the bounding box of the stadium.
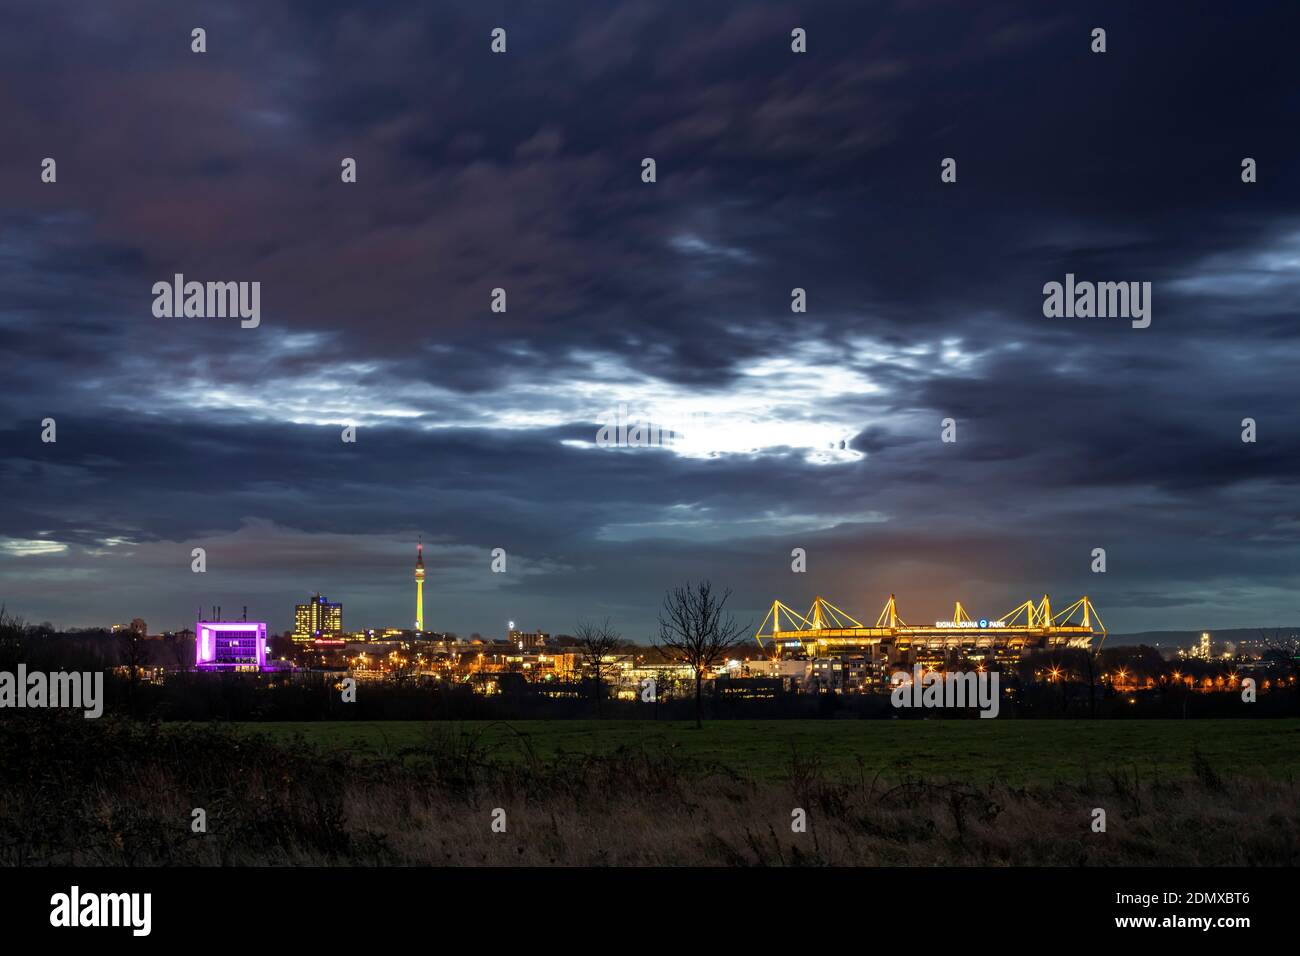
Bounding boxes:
[755,593,1104,666]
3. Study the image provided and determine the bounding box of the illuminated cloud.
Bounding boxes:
[0,537,68,557]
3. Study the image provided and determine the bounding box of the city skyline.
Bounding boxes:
[16,541,1298,645]
[4,2,1300,639]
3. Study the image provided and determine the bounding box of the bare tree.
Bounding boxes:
[1082,646,1098,719]
[576,618,625,717]
[165,631,191,673]
[387,647,418,685]
[650,665,677,721]
[117,627,149,715]
[654,581,750,729]
[0,604,25,669]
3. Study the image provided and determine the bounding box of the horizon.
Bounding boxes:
[13,597,1300,647]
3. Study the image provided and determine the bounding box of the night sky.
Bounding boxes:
[2,1,1298,639]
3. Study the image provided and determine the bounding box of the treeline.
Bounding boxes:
[3,666,1296,722]
[3,610,1297,720]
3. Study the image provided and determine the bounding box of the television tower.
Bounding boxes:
[414,539,425,632]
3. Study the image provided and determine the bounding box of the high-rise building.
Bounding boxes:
[293,593,343,640]
[1200,632,1212,659]
[414,540,425,632]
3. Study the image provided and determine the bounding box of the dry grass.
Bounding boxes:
[3,716,1297,866]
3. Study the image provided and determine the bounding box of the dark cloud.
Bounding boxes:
[2,0,1299,637]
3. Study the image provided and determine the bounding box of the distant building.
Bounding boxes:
[715,677,784,700]
[745,659,810,680]
[294,593,343,640]
[196,621,267,671]
[810,657,844,691]
[508,629,549,650]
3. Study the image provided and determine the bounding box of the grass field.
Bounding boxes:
[241,718,1300,785]
[9,716,1298,864]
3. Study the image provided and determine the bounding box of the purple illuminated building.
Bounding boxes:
[196,621,268,671]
